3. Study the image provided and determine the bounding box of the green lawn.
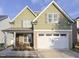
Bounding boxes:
[72,48,79,53]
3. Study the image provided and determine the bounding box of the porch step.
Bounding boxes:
[13,46,33,51]
[14,42,33,51]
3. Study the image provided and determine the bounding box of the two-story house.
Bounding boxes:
[2,1,77,50]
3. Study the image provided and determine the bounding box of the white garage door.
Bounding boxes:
[37,33,69,49]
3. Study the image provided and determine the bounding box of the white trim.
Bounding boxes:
[7,17,11,22]
[13,32,16,48]
[33,1,54,22]
[22,20,32,28]
[33,1,74,22]
[10,6,36,22]
[34,30,72,31]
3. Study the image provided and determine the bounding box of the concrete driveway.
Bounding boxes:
[37,49,79,58]
[0,47,79,58]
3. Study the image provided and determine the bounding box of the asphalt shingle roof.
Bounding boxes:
[0,15,8,21]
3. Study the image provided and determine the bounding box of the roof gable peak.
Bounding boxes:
[10,6,36,22]
[33,1,74,22]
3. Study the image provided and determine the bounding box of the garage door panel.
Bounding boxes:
[52,38,68,49]
[37,37,49,49]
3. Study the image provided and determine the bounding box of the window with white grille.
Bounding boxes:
[23,20,32,28]
[47,13,59,23]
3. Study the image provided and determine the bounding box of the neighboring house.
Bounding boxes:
[0,15,13,48]
[76,17,79,42]
[3,1,77,50]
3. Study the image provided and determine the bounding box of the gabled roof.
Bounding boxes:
[0,15,8,21]
[10,6,36,22]
[33,1,74,22]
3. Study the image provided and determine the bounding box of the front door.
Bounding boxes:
[16,34,24,48]
[16,33,33,49]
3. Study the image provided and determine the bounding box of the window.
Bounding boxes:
[48,14,52,22]
[39,34,44,36]
[46,34,52,36]
[23,20,32,28]
[60,34,66,36]
[24,34,32,43]
[53,34,59,36]
[28,34,32,43]
[47,13,59,23]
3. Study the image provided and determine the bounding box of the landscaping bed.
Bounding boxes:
[0,43,5,51]
[72,42,79,53]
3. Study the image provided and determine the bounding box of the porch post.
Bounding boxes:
[27,35,29,43]
[13,32,16,48]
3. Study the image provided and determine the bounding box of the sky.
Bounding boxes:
[0,0,79,20]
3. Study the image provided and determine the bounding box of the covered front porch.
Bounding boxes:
[2,28,34,50]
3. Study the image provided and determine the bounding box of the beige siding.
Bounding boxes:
[12,8,36,28]
[77,33,79,42]
[34,4,72,30]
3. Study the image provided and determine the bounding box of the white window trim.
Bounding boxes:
[24,34,32,43]
[47,13,59,23]
[53,33,60,38]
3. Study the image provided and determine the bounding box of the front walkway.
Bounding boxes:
[0,47,39,58]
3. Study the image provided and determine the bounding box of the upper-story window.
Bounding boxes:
[47,13,59,23]
[23,20,32,28]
